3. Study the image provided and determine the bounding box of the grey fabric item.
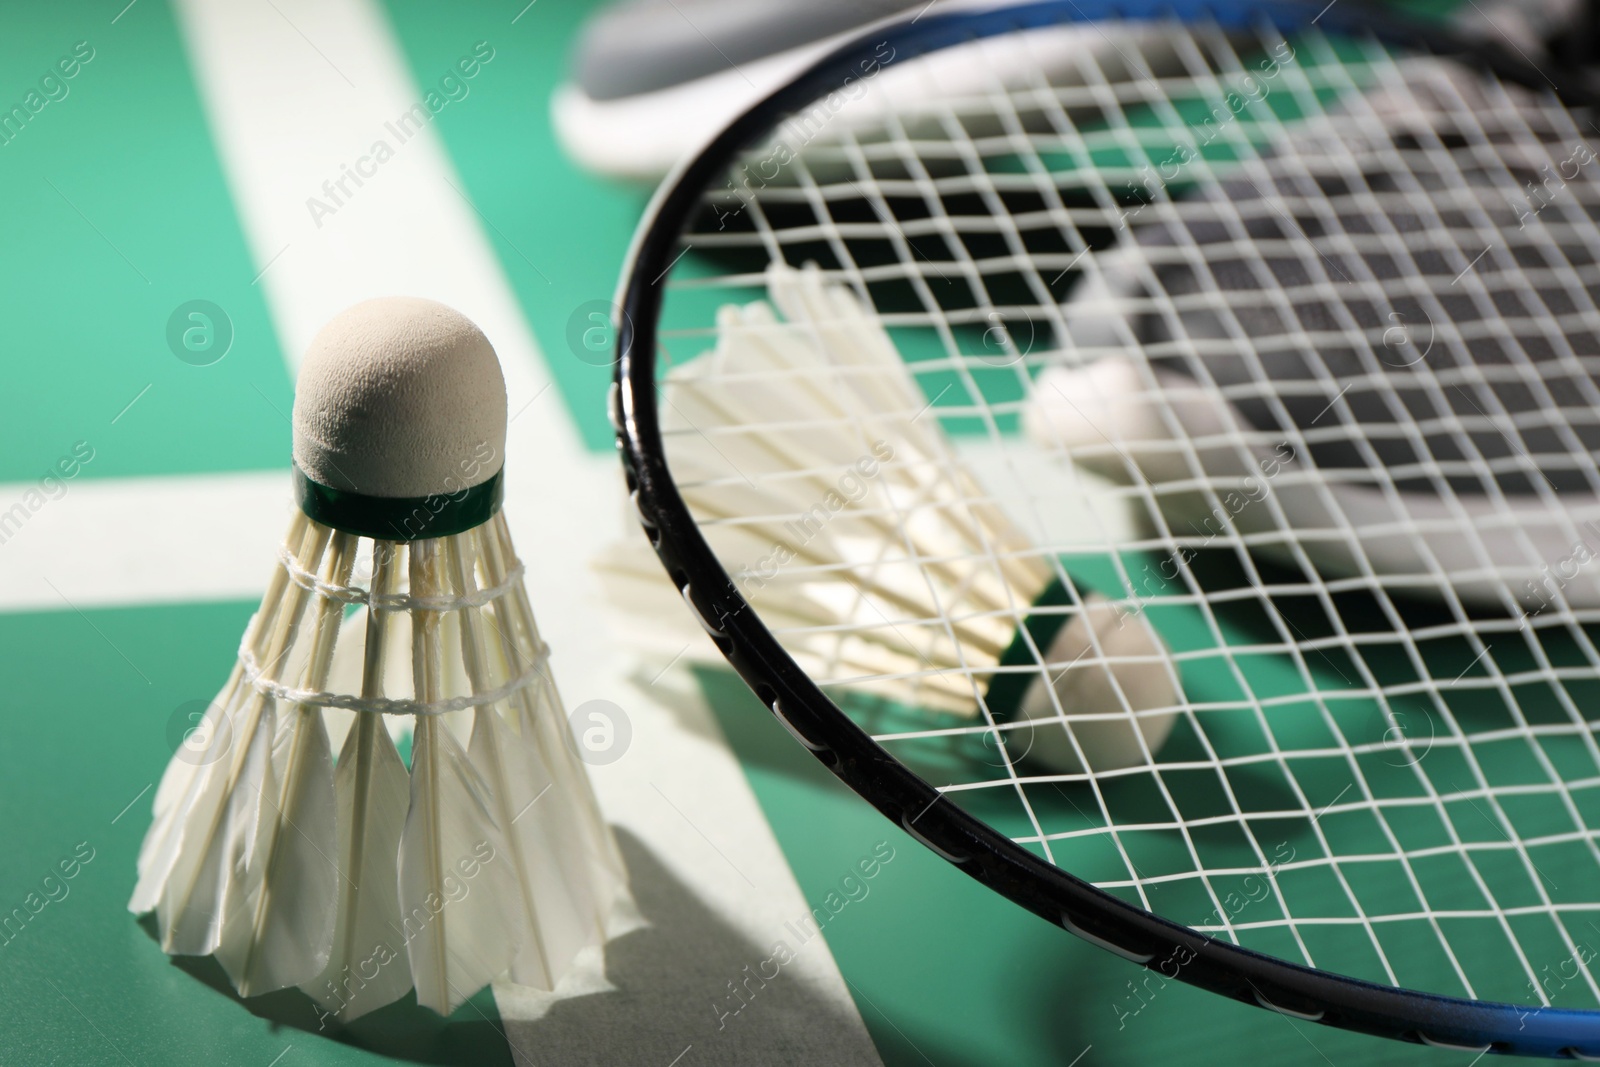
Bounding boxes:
[573,0,914,100]
[1105,69,1600,499]
[1452,0,1580,58]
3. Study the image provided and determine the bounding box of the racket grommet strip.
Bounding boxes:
[1059,914,1155,964]
[679,582,735,645]
[1251,987,1325,1023]
[770,698,828,753]
[630,489,657,530]
[607,380,624,435]
[1417,1034,1495,1054]
[898,808,968,865]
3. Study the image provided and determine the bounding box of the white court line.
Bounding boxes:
[0,470,289,611]
[166,0,880,1062]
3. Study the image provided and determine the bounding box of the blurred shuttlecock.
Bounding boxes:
[132,298,628,1021]
[600,262,1178,771]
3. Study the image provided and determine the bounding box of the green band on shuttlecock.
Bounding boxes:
[985,574,1074,721]
[292,463,504,541]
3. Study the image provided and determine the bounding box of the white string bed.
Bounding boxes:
[649,16,1600,1009]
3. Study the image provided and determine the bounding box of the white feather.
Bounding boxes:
[135,514,626,1020]
[128,682,235,916]
[215,703,337,994]
[303,713,413,1019]
[156,698,272,956]
[598,262,1053,717]
[468,519,628,988]
[213,534,353,995]
[301,543,414,1021]
[153,520,327,955]
[322,606,417,758]
[596,264,1187,774]
[398,538,522,1016]
[399,717,522,1015]
[130,516,314,916]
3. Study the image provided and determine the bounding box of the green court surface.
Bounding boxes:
[0,0,1514,1064]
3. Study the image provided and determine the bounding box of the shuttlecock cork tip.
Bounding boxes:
[292,297,507,501]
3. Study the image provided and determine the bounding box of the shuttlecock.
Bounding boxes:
[131,297,628,1021]
[600,262,1178,772]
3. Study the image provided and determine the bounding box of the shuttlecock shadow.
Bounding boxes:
[497,827,880,1065]
[136,914,516,1065]
[623,660,727,749]
[135,813,878,1066]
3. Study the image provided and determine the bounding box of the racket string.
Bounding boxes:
[1143,38,1594,992]
[1297,39,1600,1002]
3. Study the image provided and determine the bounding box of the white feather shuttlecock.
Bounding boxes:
[131,297,629,1021]
[600,263,1178,772]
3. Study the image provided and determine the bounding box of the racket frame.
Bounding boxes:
[611,0,1600,1053]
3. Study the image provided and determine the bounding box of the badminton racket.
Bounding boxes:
[612,0,1600,1054]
